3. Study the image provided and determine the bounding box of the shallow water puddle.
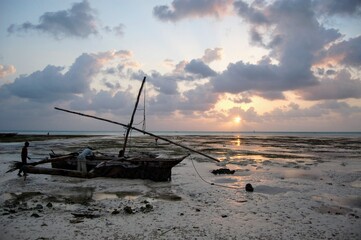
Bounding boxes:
[92,191,142,201]
[1,191,43,206]
[254,185,294,195]
[312,204,352,215]
[279,168,323,180]
[312,194,361,209]
[350,180,361,188]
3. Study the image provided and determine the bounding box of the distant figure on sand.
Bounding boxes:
[18,141,31,177]
[155,137,159,146]
[77,148,93,174]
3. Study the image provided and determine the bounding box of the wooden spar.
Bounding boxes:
[23,165,93,178]
[54,107,220,162]
[6,155,79,173]
[121,76,146,156]
[29,155,77,166]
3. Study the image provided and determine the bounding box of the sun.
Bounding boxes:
[234,116,241,124]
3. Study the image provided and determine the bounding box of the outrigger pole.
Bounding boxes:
[54,107,220,162]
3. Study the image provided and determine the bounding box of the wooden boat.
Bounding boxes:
[13,76,218,181]
[47,152,189,181]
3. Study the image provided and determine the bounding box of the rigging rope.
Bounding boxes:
[142,81,146,131]
[190,156,243,190]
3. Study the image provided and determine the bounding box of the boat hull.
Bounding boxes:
[50,153,188,181]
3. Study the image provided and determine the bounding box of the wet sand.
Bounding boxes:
[0,134,360,239]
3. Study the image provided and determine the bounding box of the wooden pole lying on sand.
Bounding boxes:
[23,165,93,178]
[6,154,78,173]
[54,107,220,162]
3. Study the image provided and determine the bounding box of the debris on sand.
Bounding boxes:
[245,183,254,192]
[211,168,235,175]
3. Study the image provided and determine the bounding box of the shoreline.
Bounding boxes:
[0,134,101,143]
[2,131,361,143]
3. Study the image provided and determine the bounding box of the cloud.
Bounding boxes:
[318,36,361,67]
[0,50,132,102]
[179,83,220,112]
[211,59,315,97]
[8,65,68,102]
[0,64,16,78]
[233,0,269,25]
[153,0,233,22]
[255,90,286,100]
[207,0,348,98]
[7,0,98,39]
[147,92,181,115]
[313,0,361,16]
[231,93,252,104]
[104,23,125,37]
[185,59,217,78]
[152,0,352,103]
[297,70,361,100]
[113,24,125,37]
[69,90,134,114]
[202,48,223,63]
[234,100,361,128]
[147,71,179,95]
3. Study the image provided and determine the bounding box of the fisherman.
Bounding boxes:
[77,147,93,174]
[18,141,31,177]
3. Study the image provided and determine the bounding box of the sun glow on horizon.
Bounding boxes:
[234,116,241,124]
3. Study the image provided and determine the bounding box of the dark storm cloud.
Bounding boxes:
[7,0,98,39]
[153,0,232,22]
[185,59,217,78]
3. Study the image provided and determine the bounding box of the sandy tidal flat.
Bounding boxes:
[0,134,360,239]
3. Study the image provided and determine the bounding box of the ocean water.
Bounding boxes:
[2,130,361,137]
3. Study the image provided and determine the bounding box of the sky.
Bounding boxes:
[0,0,361,132]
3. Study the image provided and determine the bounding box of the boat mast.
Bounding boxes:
[120,76,146,156]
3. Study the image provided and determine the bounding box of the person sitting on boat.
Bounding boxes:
[18,141,31,177]
[77,147,93,174]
